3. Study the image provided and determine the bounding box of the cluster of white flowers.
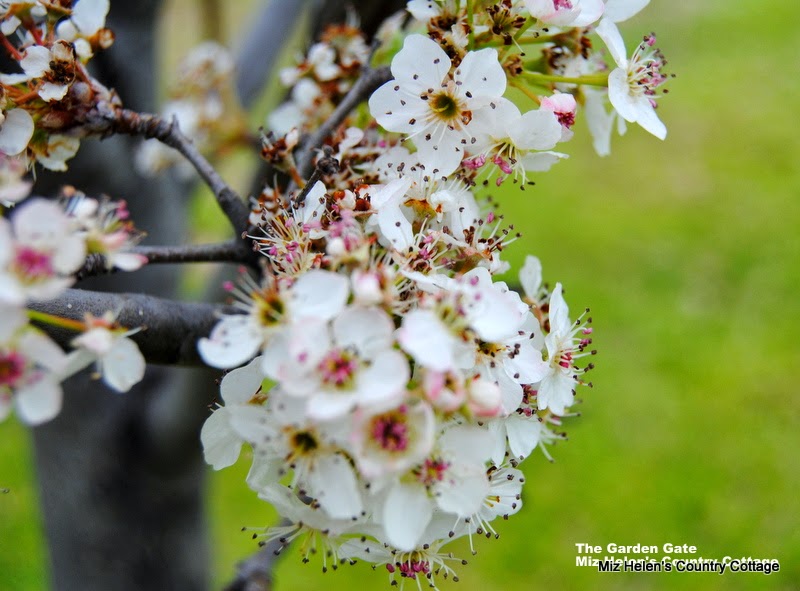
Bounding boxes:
[0,0,113,180]
[268,23,372,135]
[0,0,670,585]
[198,0,671,585]
[135,41,248,178]
[0,193,146,425]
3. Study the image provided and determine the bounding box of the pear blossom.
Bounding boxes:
[0,330,67,425]
[262,305,409,420]
[351,402,436,480]
[56,0,110,44]
[0,198,86,305]
[19,41,77,102]
[536,283,594,415]
[524,0,605,27]
[64,194,146,271]
[33,135,81,172]
[237,393,365,520]
[60,312,145,393]
[596,19,668,140]
[540,92,578,142]
[198,269,350,369]
[468,98,566,182]
[379,424,492,551]
[369,34,506,176]
[200,356,270,470]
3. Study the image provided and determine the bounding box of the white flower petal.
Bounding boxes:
[19,331,67,373]
[571,0,605,26]
[505,414,544,460]
[39,82,69,102]
[0,109,34,156]
[595,18,627,68]
[519,255,542,300]
[101,336,145,392]
[454,48,506,107]
[509,109,562,151]
[20,46,50,78]
[220,356,265,404]
[200,408,242,469]
[505,342,549,384]
[198,315,262,369]
[15,376,63,425]
[435,467,489,517]
[289,270,349,321]
[333,306,394,357]
[357,349,409,405]
[632,99,667,140]
[71,0,109,35]
[0,305,26,341]
[397,309,456,372]
[439,425,493,464]
[383,482,433,551]
[548,283,571,335]
[537,371,575,415]
[391,34,449,89]
[306,392,356,420]
[583,88,614,156]
[307,452,363,519]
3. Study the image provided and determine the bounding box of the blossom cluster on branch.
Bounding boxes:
[0,0,672,587]
[197,0,666,586]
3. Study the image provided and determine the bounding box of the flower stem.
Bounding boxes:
[26,310,86,332]
[521,71,609,87]
[509,79,542,104]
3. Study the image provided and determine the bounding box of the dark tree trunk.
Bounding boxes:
[30,3,212,590]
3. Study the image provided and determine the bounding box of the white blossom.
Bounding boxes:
[369,34,506,176]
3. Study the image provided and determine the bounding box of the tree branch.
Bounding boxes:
[28,289,234,366]
[109,108,251,234]
[74,240,258,279]
[296,65,391,178]
[222,528,287,591]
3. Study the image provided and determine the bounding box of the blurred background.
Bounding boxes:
[1,0,798,589]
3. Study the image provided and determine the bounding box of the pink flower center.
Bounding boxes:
[370,413,409,452]
[0,352,25,387]
[556,111,575,128]
[554,0,573,10]
[318,349,358,387]
[417,457,450,486]
[13,247,54,279]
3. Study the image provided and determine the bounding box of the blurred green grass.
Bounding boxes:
[2,0,799,589]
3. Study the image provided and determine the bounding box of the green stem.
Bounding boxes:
[26,309,86,332]
[514,16,537,41]
[521,71,609,87]
[509,78,542,104]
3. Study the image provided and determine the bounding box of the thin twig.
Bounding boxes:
[222,523,289,591]
[109,109,251,234]
[28,289,235,366]
[74,240,259,280]
[296,65,391,178]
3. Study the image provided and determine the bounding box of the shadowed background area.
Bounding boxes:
[1,1,798,590]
